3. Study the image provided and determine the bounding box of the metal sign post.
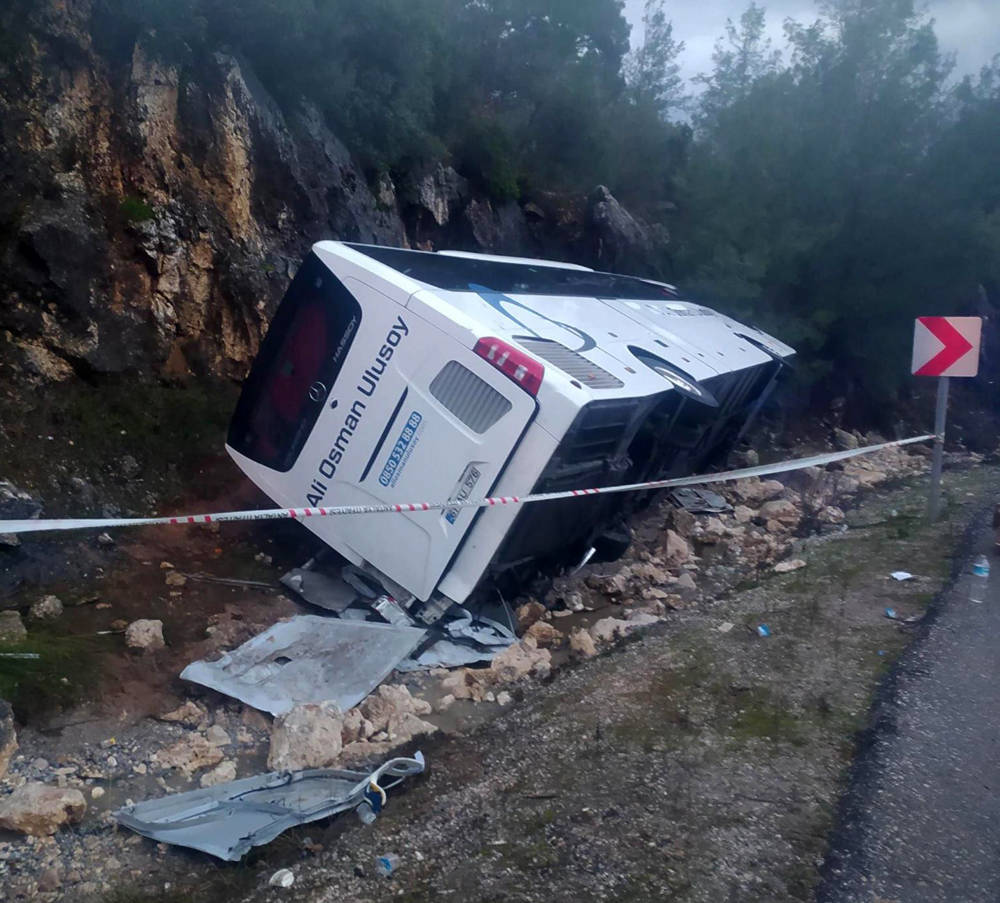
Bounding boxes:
[927,376,949,521]
[911,316,982,521]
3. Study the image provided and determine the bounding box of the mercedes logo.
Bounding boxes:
[307,381,327,403]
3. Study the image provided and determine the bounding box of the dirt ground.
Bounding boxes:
[1,455,990,902]
[221,465,990,903]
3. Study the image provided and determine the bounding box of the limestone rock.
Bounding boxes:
[386,711,438,742]
[625,611,661,628]
[773,558,807,574]
[125,619,165,650]
[631,561,670,584]
[670,508,697,538]
[569,629,598,658]
[203,724,231,747]
[587,185,657,271]
[589,617,631,645]
[661,529,692,568]
[164,570,187,587]
[833,428,860,450]
[360,684,429,734]
[668,572,698,592]
[759,480,786,500]
[818,505,846,524]
[341,708,375,745]
[524,620,564,649]
[731,478,771,504]
[759,499,800,528]
[586,573,629,596]
[153,735,225,776]
[199,760,237,788]
[693,516,727,544]
[268,702,344,771]
[0,700,17,780]
[489,640,552,683]
[0,610,27,643]
[398,162,468,228]
[0,783,86,836]
[515,601,547,633]
[156,700,206,727]
[30,595,63,621]
[733,505,754,525]
[440,669,490,702]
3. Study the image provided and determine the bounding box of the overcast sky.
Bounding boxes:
[623,1,1000,85]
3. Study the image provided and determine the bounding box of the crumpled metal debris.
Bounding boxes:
[670,487,732,514]
[180,615,426,716]
[397,608,516,671]
[115,753,425,861]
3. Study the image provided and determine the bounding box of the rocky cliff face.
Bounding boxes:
[0,0,667,389]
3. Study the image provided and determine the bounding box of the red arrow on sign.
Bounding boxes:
[910,317,983,376]
[912,317,977,377]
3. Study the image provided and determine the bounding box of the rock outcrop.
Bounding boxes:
[0,1,667,391]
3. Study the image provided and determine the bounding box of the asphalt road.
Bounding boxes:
[820,508,1000,903]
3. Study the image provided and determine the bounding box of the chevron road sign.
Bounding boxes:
[913,316,983,520]
[911,316,982,377]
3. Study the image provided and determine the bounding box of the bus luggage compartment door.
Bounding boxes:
[329,337,536,602]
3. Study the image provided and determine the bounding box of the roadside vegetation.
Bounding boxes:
[39,0,997,413]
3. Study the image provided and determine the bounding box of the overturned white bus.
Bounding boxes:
[226,242,795,621]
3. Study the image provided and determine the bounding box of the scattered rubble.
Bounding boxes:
[156,700,207,727]
[489,638,552,682]
[515,601,546,632]
[199,760,237,788]
[360,684,432,734]
[0,783,87,836]
[153,734,225,776]
[125,618,165,650]
[524,620,564,648]
[0,439,937,893]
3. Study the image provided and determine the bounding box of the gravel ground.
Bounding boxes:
[820,502,1000,903]
[0,461,991,902]
[215,466,990,903]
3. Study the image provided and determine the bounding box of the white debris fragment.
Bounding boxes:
[269,868,295,888]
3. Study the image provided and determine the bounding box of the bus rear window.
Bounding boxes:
[228,253,361,472]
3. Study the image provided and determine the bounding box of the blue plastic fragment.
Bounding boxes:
[756,624,771,637]
[885,608,897,619]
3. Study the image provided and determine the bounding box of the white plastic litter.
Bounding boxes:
[269,869,295,888]
[890,571,915,581]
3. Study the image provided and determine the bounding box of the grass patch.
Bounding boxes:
[0,377,240,514]
[118,195,155,224]
[730,688,806,745]
[0,628,108,721]
[96,865,259,903]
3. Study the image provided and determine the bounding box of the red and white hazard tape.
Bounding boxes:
[0,435,934,536]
